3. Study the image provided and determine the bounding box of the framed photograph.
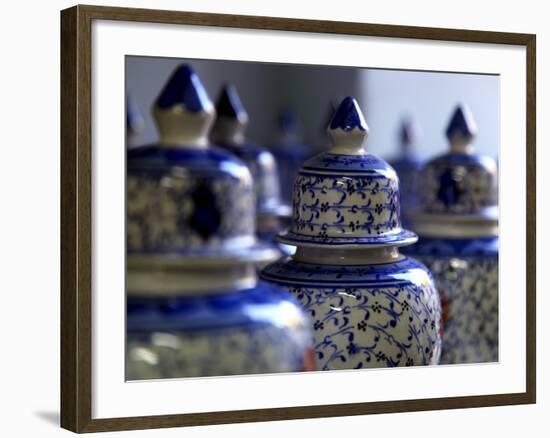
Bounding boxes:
[60,4,536,433]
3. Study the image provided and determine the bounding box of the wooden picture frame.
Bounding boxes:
[60,4,536,433]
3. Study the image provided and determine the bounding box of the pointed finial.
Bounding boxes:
[210,84,249,146]
[445,104,477,153]
[152,64,215,148]
[155,64,213,112]
[215,84,249,124]
[327,97,369,154]
[399,117,420,153]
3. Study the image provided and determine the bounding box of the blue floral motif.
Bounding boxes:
[127,282,314,379]
[288,173,404,242]
[261,257,441,370]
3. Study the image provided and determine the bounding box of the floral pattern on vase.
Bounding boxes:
[419,155,497,215]
[404,237,498,364]
[127,146,255,255]
[261,257,441,370]
[291,173,400,240]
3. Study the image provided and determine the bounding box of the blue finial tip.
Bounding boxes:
[155,64,212,113]
[329,97,367,132]
[446,104,477,141]
[215,84,247,120]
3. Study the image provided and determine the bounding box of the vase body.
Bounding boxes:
[404,237,498,364]
[127,281,314,379]
[261,256,441,370]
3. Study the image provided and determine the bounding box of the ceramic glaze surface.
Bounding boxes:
[127,282,315,379]
[419,153,497,215]
[127,145,255,255]
[261,257,441,370]
[291,171,401,241]
[405,237,498,364]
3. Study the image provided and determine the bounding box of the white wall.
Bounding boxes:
[0,1,546,437]
[364,70,499,160]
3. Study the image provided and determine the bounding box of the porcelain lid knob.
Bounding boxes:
[445,104,478,154]
[327,96,369,155]
[211,84,249,146]
[152,64,215,148]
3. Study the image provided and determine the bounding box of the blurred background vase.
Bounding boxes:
[388,118,423,228]
[404,104,499,364]
[261,97,442,371]
[210,84,291,247]
[126,64,315,379]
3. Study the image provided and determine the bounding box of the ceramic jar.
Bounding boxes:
[210,84,290,243]
[261,97,442,371]
[388,119,423,228]
[126,65,314,379]
[405,104,498,364]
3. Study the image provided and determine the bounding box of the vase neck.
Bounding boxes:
[127,260,257,296]
[293,246,403,265]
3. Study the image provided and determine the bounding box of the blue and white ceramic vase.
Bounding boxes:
[126,65,315,379]
[388,118,423,228]
[261,97,442,371]
[405,104,498,364]
[210,84,290,244]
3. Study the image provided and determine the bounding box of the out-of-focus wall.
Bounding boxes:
[126,56,361,150]
[126,56,499,161]
[363,69,499,161]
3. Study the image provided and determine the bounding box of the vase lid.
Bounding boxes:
[128,65,278,265]
[278,96,416,249]
[411,104,498,238]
